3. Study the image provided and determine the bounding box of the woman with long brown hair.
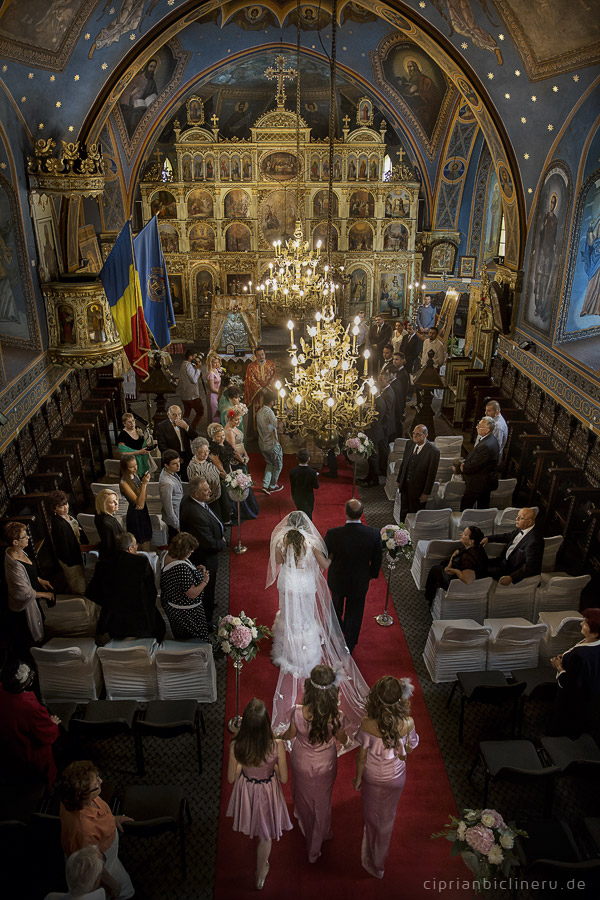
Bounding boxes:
[353,675,419,879]
[281,665,348,863]
[226,699,292,890]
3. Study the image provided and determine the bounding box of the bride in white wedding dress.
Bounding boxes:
[266,511,369,744]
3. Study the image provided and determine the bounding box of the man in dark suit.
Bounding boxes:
[396,424,440,515]
[368,314,392,372]
[481,507,543,585]
[460,417,500,510]
[86,532,165,641]
[289,448,319,520]
[392,351,411,435]
[360,392,386,487]
[325,499,382,652]
[155,404,199,468]
[179,475,227,625]
[403,322,421,374]
[380,343,395,377]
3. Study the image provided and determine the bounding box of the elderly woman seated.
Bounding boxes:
[424,525,488,606]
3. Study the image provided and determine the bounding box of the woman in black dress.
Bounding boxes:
[119,454,152,549]
[94,488,124,559]
[46,490,88,594]
[550,608,600,739]
[117,412,152,477]
[424,525,488,605]
[159,532,210,640]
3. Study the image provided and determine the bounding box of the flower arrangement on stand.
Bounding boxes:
[224,472,254,554]
[432,809,527,891]
[376,524,413,627]
[216,611,272,732]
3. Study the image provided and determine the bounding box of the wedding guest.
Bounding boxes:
[0,659,60,789]
[244,347,278,434]
[159,532,210,640]
[289,448,319,519]
[117,412,153,478]
[424,525,488,605]
[179,476,227,625]
[159,449,183,542]
[226,698,292,890]
[59,761,134,899]
[177,349,204,430]
[460,417,500,510]
[485,399,509,458]
[189,436,231,525]
[94,489,123,560]
[281,665,347,863]
[354,676,419,879]
[119,454,152,549]
[256,391,284,495]
[155,404,198,469]
[206,350,222,424]
[44,845,104,900]
[419,326,446,369]
[391,321,408,355]
[46,490,88,594]
[416,295,436,332]
[368,315,392,372]
[224,408,250,468]
[219,383,244,430]
[550,608,600,740]
[3,522,54,654]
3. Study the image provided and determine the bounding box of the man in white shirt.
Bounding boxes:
[485,400,509,457]
[256,391,283,494]
[177,349,204,429]
[45,845,105,900]
[481,507,543,585]
[420,325,446,369]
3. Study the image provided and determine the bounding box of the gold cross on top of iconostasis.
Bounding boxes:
[264,54,297,109]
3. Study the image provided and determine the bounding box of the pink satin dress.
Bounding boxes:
[226,743,293,842]
[288,705,344,862]
[356,724,419,878]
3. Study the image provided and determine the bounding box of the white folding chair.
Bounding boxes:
[542,536,563,572]
[533,573,591,617]
[492,507,539,534]
[431,577,493,624]
[450,508,498,540]
[537,610,583,664]
[392,437,409,456]
[145,482,163,516]
[411,539,462,590]
[385,461,399,501]
[434,435,463,457]
[435,458,454,484]
[423,619,492,683]
[404,508,452,543]
[487,575,540,621]
[428,480,465,511]
[103,459,121,481]
[31,638,103,703]
[77,513,100,545]
[156,641,217,703]
[484,617,548,672]
[490,478,517,510]
[97,639,158,701]
[40,595,99,638]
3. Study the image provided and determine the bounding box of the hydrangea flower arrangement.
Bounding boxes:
[432,809,527,884]
[380,523,413,561]
[215,611,272,664]
[345,432,374,458]
[224,470,254,496]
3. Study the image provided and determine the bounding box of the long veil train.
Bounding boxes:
[266,512,369,750]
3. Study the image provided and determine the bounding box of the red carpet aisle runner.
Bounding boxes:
[214,454,466,899]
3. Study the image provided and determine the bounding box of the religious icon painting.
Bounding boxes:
[242,155,252,180]
[187,190,213,218]
[369,156,379,180]
[348,222,373,251]
[168,274,185,316]
[357,97,373,127]
[383,223,409,251]
[193,155,203,180]
[87,303,106,344]
[349,190,375,218]
[312,190,339,218]
[224,189,251,218]
[182,155,193,182]
[189,222,215,252]
[194,268,214,309]
[310,155,320,181]
[333,154,343,181]
[186,96,204,126]
[205,155,215,180]
[260,151,299,181]
[312,223,338,251]
[378,272,405,313]
[429,240,457,274]
[225,223,252,252]
[347,155,358,181]
[220,155,231,180]
[350,268,369,304]
[150,190,177,218]
[358,155,369,180]
[231,155,242,181]
[30,193,61,285]
[260,190,297,244]
[158,224,179,253]
[57,304,76,344]
[384,189,410,218]
[458,255,476,279]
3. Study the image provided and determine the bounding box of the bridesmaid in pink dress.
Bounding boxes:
[207,351,222,423]
[353,675,419,879]
[227,698,293,890]
[281,665,348,863]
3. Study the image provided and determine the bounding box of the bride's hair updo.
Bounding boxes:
[365,675,411,753]
[282,528,306,566]
[302,665,342,745]
[233,698,274,767]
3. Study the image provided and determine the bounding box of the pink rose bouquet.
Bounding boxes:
[216,610,272,664]
[345,432,374,458]
[380,524,413,562]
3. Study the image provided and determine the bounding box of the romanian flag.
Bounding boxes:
[99,223,150,379]
[133,217,175,350]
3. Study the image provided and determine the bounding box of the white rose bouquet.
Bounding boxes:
[432,809,527,888]
[224,470,254,498]
[380,523,413,562]
[345,432,374,459]
[215,611,272,664]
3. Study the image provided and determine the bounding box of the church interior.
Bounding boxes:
[1,1,600,898]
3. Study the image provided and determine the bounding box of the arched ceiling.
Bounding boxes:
[1,0,599,266]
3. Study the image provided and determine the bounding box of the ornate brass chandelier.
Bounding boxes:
[257,229,340,318]
[275,309,377,446]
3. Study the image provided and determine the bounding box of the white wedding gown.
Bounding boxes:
[269,540,369,746]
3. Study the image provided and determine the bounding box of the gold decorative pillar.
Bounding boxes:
[43,280,123,368]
